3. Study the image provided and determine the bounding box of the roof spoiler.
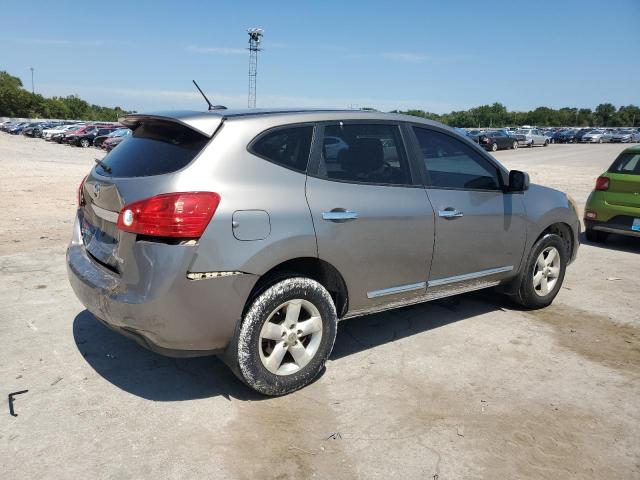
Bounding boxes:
[118,111,225,137]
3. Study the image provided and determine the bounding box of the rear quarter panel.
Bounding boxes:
[188,119,318,275]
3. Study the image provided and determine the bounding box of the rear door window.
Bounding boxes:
[95,120,210,177]
[251,126,314,173]
[316,123,411,186]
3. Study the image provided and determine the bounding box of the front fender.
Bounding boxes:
[522,184,580,262]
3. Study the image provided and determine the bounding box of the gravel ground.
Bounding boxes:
[1,134,639,479]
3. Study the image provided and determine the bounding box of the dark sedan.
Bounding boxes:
[478,130,519,151]
[70,127,120,147]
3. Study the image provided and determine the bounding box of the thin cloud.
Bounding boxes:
[37,83,458,113]
[346,51,470,63]
[186,45,246,55]
[16,37,106,47]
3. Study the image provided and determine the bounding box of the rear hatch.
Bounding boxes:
[79,114,221,272]
[604,151,640,209]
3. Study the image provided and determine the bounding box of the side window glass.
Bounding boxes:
[413,127,501,191]
[252,126,313,173]
[317,123,411,186]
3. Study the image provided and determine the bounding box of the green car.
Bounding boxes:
[584,145,640,242]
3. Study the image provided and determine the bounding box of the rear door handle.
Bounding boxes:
[438,208,464,219]
[322,210,359,222]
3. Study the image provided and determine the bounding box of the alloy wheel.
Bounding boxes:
[258,299,323,375]
[533,246,561,296]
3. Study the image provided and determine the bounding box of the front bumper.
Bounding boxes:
[66,214,257,356]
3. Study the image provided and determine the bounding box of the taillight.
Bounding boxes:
[595,176,609,191]
[78,175,88,206]
[116,192,221,238]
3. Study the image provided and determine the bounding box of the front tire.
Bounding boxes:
[512,141,518,150]
[491,142,498,152]
[513,234,567,309]
[80,138,90,148]
[544,139,549,147]
[235,277,337,396]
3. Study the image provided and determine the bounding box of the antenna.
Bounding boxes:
[247,27,264,108]
[192,80,227,111]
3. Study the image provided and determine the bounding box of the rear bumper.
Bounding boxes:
[584,218,640,238]
[66,215,257,356]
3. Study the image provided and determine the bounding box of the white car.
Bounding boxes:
[42,124,81,140]
[581,129,606,143]
[514,128,549,147]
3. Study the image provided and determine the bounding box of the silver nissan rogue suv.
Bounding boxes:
[67,109,580,395]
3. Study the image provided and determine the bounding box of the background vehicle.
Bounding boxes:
[610,129,640,143]
[43,124,79,140]
[67,109,579,395]
[8,122,36,135]
[466,129,484,143]
[584,145,640,241]
[581,129,606,143]
[93,128,131,148]
[71,126,120,147]
[514,128,549,147]
[574,129,593,143]
[61,125,96,144]
[478,130,518,151]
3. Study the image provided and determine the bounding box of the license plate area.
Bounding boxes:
[81,215,120,272]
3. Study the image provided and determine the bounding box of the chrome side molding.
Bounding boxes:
[428,266,513,287]
[367,281,426,299]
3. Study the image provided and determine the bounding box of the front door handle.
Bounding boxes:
[322,209,359,222]
[438,208,464,219]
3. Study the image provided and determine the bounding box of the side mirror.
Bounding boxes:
[508,170,529,192]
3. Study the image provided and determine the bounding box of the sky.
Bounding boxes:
[1,0,639,113]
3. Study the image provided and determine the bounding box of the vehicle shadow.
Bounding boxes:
[579,231,640,254]
[331,291,502,360]
[74,291,506,401]
[72,310,264,402]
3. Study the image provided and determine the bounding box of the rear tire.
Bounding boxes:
[491,142,498,152]
[512,234,567,309]
[234,277,337,396]
[80,138,90,148]
[512,141,518,150]
[544,139,549,147]
[585,228,608,243]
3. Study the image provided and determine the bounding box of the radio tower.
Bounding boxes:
[247,27,264,108]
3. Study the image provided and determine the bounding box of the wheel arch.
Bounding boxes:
[242,257,349,319]
[533,221,575,260]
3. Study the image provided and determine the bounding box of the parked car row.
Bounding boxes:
[459,125,640,151]
[0,119,131,151]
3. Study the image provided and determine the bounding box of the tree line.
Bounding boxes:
[391,102,640,128]
[0,71,131,121]
[2,70,638,127]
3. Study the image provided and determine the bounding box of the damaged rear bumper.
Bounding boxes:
[66,219,258,356]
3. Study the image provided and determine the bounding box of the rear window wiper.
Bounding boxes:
[94,158,112,173]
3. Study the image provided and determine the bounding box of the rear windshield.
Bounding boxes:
[609,153,640,175]
[95,120,209,177]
